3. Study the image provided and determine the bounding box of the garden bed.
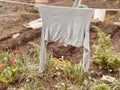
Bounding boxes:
[0,0,120,90]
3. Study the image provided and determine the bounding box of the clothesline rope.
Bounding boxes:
[0,0,35,5]
[0,0,120,11]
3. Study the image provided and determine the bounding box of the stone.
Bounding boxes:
[101,75,116,83]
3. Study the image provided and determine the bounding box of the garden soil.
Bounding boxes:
[0,0,120,82]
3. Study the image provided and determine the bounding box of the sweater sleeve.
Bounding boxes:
[39,28,47,72]
[83,29,90,72]
[83,10,94,72]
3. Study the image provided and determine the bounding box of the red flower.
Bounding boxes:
[0,63,5,71]
[11,57,17,64]
[13,49,21,54]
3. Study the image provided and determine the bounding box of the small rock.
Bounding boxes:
[91,70,94,73]
[101,75,116,83]
[61,56,64,60]
[88,76,92,79]
[61,83,65,86]
[109,69,112,72]
[114,22,120,26]
[12,33,20,39]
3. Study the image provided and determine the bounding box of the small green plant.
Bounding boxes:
[112,79,120,90]
[91,83,111,90]
[23,53,54,90]
[18,12,29,20]
[29,42,40,63]
[23,71,45,90]
[0,27,4,33]
[30,7,39,13]
[0,4,3,8]
[105,13,114,21]
[92,26,120,71]
[63,63,88,84]
[54,83,73,90]
[18,12,26,17]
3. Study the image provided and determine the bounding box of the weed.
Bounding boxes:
[0,27,4,33]
[63,63,88,85]
[105,14,114,21]
[54,83,73,90]
[92,25,120,71]
[29,42,40,63]
[18,12,29,20]
[91,83,111,90]
[18,12,26,16]
[0,4,3,8]
[112,79,120,90]
[30,7,39,13]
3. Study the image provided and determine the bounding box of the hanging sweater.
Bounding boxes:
[39,5,94,72]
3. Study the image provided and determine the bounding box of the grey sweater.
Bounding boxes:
[39,5,94,72]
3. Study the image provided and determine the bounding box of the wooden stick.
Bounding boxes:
[73,0,79,7]
[78,0,82,5]
[73,0,82,7]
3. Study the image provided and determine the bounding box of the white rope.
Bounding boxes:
[0,0,35,6]
[100,9,120,11]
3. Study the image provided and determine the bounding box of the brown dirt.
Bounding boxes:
[82,0,120,9]
[0,0,120,84]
